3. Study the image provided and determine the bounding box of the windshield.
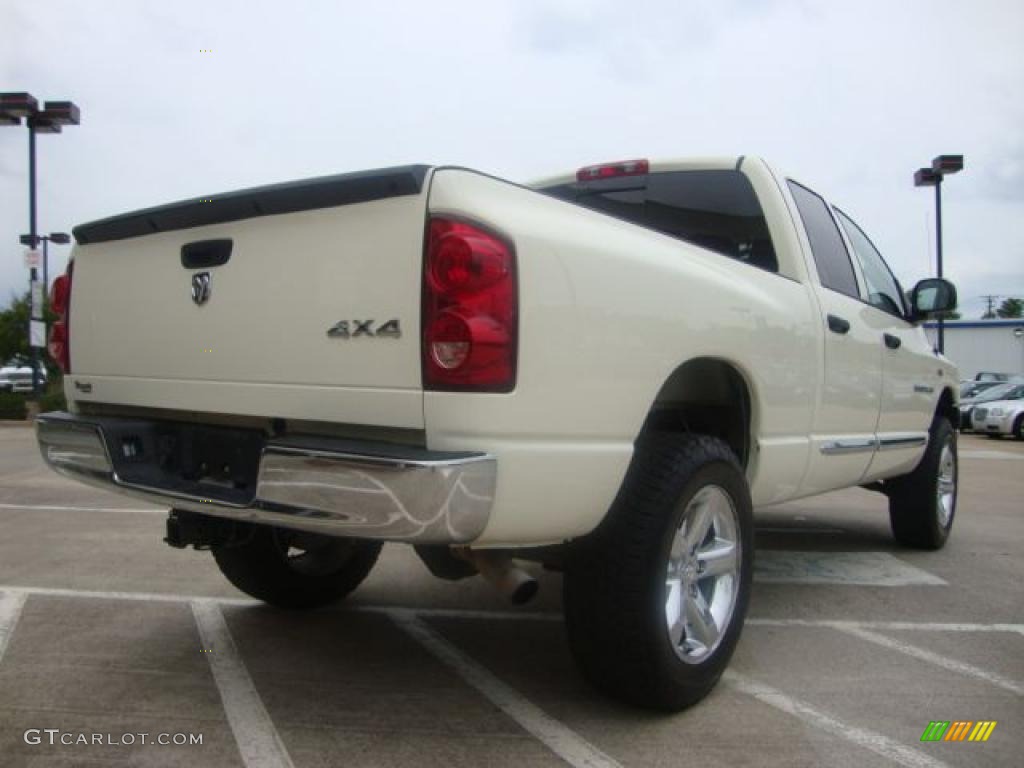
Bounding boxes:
[961,381,998,399]
[974,383,1024,402]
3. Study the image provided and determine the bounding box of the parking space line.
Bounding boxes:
[0,590,27,662]
[389,609,622,768]
[376,605,561,622]
[725,671,952,768]
[0,502,163,514]
[959,450,1024,460]
[754,551,946,586]
[191,599,295,768]
[747,618,1024,634]
[3,586,1023,636]
[831,624,1024,696]
[4,584,258,606]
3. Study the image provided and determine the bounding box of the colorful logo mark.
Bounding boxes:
[920,721,997,743]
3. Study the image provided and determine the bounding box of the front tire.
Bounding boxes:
[563,433,753,711]
[888,417,957,549]
[212,526,382,609]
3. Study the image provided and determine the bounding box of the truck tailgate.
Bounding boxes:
[67,166,430,429]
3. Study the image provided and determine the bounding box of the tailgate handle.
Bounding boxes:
[181,239,232,269]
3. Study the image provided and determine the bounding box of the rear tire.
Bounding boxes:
[1015,415,1024,441]
[212,526,381,609]
[888,417,957,550]
[563,433,753,711]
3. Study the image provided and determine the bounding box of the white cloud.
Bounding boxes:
[2,0,1022,317]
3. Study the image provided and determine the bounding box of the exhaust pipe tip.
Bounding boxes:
[509,577,539,605]
[457,549,540,605]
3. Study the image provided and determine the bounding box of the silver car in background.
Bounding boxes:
[959,381,1024,432]
[972,397,1024,440]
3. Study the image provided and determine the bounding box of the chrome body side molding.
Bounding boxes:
[820,433,928,456]
[876,434,928,452]
[820,437,878,455]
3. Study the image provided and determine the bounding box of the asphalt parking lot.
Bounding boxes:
[0,423,1021,768]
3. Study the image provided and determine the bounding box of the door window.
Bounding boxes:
[787,181,860,298]
[833,208,907,317]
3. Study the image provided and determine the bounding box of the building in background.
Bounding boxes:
[924,320,1024,379]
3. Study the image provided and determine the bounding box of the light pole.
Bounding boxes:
[914,154,963,354]
[0,93,80,397]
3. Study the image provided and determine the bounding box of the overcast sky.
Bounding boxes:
[2,0,1022,318]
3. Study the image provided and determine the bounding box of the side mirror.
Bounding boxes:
[910,278,957,322]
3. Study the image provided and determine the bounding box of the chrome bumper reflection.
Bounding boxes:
[35,413,495,544]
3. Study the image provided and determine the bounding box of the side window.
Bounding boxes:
[787,181,860,298]
[833,208,907,317]
[644,171,778,271]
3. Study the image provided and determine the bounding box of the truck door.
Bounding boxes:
[832,207,938,480]
[787,181,882,496]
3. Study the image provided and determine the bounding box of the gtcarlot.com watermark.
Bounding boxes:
[24,729,203,747]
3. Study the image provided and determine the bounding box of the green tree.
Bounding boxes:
[996,297,1023,318]
[0,292,56,378]
[0,292,31,366]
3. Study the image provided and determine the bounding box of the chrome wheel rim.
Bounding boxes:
[936,441,956,528]
[664,485,741,664]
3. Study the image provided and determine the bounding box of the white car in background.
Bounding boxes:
[972,397,1024,440]
[0,366,47,394]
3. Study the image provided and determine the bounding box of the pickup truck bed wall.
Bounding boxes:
[425,164,821,543]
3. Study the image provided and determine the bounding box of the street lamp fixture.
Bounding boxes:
[913,154,964,354]
[913,168,940,187]
[1,91,81,398]
[932,155,964,175]
[19,232,72,293]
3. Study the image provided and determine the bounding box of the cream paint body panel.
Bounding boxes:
[424,167,820,545]
[68,194,427,427]
[865,315,954,479]
[800,290,883,495]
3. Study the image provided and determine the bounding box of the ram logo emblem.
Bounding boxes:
[326,319,401,339]
[191,272,212,306]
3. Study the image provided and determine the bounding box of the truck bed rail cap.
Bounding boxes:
[73,164,432,245]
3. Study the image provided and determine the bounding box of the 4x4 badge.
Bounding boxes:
[191,272,211,305]
[326,319,401,339]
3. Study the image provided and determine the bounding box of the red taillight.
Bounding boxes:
[576,158,649,182]
[48,260,73,373]
[423,218,516,391]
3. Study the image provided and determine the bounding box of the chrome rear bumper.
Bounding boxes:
[35,412,495,543]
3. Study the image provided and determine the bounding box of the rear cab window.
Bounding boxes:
[538,169,778,273]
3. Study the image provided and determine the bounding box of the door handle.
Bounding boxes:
[883,333,902,350]
[827,314,850,335]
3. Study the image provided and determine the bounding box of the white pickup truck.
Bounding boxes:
[37,156,960,710]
